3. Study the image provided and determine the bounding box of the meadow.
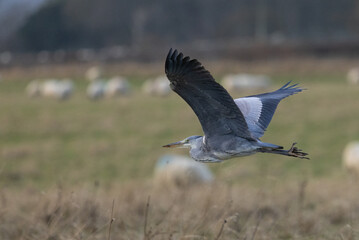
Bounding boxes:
[1,57,359,239]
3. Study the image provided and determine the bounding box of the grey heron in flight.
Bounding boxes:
[163,49,309,162]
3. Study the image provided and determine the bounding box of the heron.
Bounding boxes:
[163,49,309,162]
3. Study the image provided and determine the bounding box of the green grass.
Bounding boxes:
[0,70,358,189]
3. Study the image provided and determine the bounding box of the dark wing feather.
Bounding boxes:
[234,82,304,138]
[165,49,252,139]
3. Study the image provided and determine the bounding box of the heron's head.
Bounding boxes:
[163,135,202,149]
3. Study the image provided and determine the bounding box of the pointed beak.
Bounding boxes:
[162,140,185,148]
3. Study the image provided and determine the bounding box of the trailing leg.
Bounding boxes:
[259,143,309,159]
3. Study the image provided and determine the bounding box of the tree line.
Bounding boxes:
[5,0,359,52]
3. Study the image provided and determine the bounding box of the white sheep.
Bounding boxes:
[347,68,359,85]
[86,80,106,100]
[41,79,60,98]
[142,76,171,97]
[222,73,271,93]
[26,80,42,97]
[60,79,74,99]
[40,79,74,100]
[153,76,171,97]
[104,76,131,97]
[154,154,214,188]
[85,66,103,81]
[142,79,155,95]
[343,141,359,174]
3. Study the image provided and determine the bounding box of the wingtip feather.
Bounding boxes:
[165,48,174,73]
[167,48,173,60]
[280,81,306,94]
[173,49,178,59]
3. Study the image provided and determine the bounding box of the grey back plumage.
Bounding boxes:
[165,49,253,140]
[234,82,304,138]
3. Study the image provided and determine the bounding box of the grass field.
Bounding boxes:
[1,58,359,239]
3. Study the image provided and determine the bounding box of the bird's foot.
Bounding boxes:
[287,142,310,160]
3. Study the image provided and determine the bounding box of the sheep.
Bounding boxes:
[222,73,271,93]
[153,76,171,97]
[142,79,155,95]
[26,80,42,97]
[85,66,103,81]
[343,141,359,175]
[347,68,359,85]
[104,76,131,97]
[154,154,214,189]
[142,76,171,97]
[40,79,60,98]
[59,79,74,99]
[30,79,74,100]
[86,80,106,100]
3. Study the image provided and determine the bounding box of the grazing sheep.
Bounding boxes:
[347,68,359,85]
[142,76,171,97]
[222,74,271,93]
[86,80,106,100]
[26,80,42,97]
[154,154,214,188]
[41,79,60,98]
[59,79,74,99]
[32,79,74,100]
[343,141,359,174]
[104,76,131,97]
[85,66,103,81]
[142,79,155,95]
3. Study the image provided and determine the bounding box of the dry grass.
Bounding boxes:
[1,178,359,240]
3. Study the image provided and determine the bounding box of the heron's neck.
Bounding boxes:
[189,136,208,161]
[189,136,204,149]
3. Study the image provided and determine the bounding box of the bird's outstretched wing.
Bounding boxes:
[165,49,253,140]
[234,82,304,138]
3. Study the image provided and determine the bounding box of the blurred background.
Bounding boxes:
[1,0,359,62]
[1,0,359,239]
